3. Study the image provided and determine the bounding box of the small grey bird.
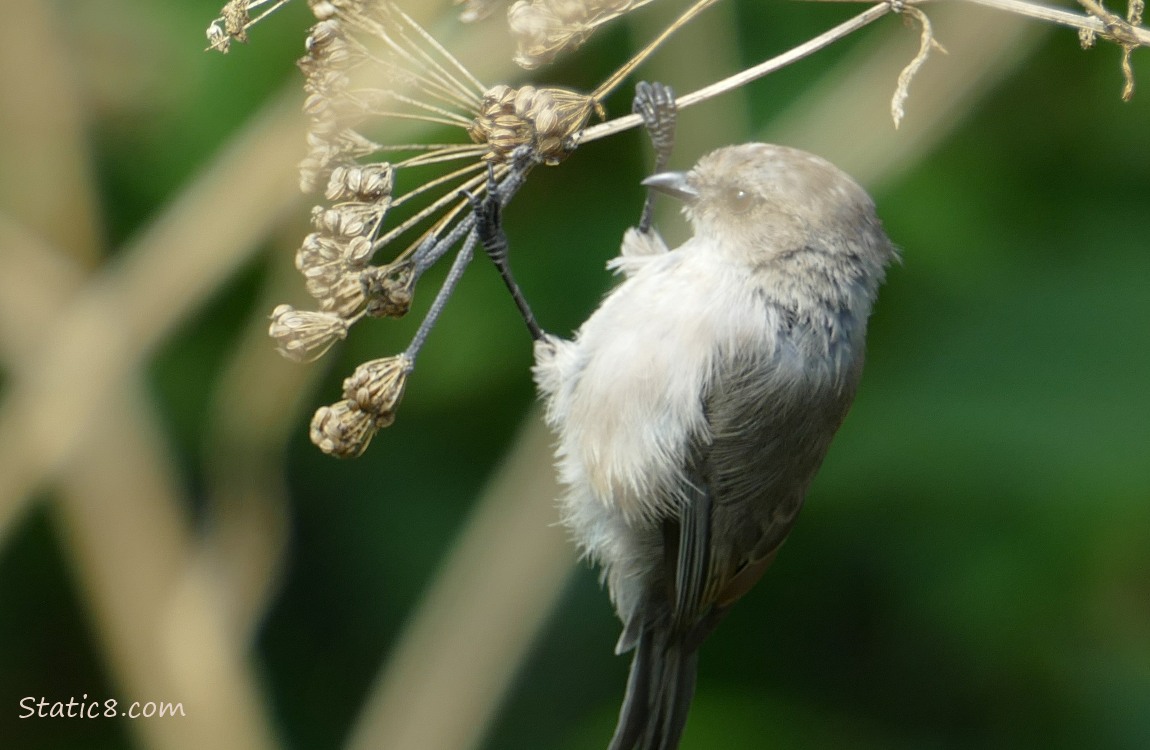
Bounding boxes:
[470,139,896,750]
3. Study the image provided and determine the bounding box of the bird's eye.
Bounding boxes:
[723,187,755,213]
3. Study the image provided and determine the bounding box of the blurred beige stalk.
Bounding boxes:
[0,1,308,747]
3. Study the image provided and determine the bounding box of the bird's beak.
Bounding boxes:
[641,171,698,204]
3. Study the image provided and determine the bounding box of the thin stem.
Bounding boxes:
[396,145,489,168]
[576,2,894,146]
[358,88,477,127]
[591,0,723,101]
[383,2,488,97]
[404,230,478,362]
[246,0,293,28]
[362,108,474,129]
[389,160,486,211]
[357,49,483,111]
[950,0,1150,43]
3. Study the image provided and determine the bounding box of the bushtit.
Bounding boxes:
[471,136,896,749]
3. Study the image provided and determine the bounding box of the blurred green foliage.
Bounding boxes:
[1,1,1147,749]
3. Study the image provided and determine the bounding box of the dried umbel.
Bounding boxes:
[363,259,417,319]
[325,163,395,202]
[469,84,602,165]
[268,304,349,363]
[206,0,292,52]
[508,0,657,69]
[213,0,713,456]
[342,355,412,424]
[308,355,412,457]
[310,400,388,458]
[208,0,720,455]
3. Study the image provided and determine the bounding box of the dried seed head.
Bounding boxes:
[326,163,396,202]
[508,3,583,69]
[206,22,231,53]
[342,354,413,425]
[302,68,350,97]
[310,0,338,19]
[313,203,382,238]
[296,233,372,297]
[268,304,349,362]
[363,259,417,318]
[310,399,386,458]
[470,84,598,164]
[299,151,333,194]
[222,0,250,37]
[298,130,382,195]
[317,270,368,318]
[207,0,299,53]
[306,19,343,54]
[296,232,344,270]
[508,0,655,69]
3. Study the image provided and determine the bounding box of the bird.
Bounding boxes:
[470,127,897,748]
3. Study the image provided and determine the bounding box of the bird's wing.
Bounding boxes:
[674,344,858,640]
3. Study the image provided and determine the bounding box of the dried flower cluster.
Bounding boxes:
[508,0,657,69]
[207,0,291,52]
[207,0,619,455]
[310,354,413,457]
[470,84,603,165]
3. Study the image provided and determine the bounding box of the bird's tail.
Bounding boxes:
[607,627,699,750]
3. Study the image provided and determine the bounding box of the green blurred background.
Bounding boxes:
[0,1,1147,749]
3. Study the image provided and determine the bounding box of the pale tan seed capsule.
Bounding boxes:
[304,69,350,97]
[470,83,597,163]
[310,1,338,20]
[341,354,412,425]
[298,152,332,194]
[325,163,395,202]
[346,236,374,264]
[310,400,382,458]
[311,206,368,238]
[322,39,356,69]
[318,271,367,318]
[306,20,343,53]
[514,85,537,114]
[534,107,559,136]
[302,263,343,295]
[487,84,513,104]
[304,93,331,116]
[303,275,339,303]
[312,207,353,237]
[268,304,348,362]
[296,233,344,271]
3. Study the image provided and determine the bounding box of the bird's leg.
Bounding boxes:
[633,81,677,234]
[464,162,546,341]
